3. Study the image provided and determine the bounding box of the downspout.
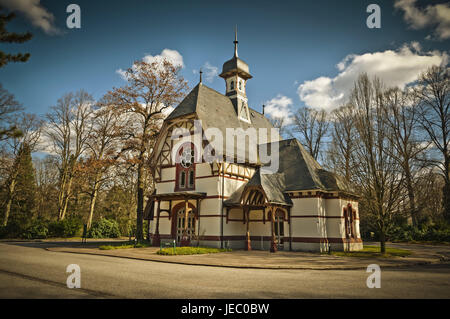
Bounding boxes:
[197,198,201,247]
[220,162,225,249]
[289,207,292,251]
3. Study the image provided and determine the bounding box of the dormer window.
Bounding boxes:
[239,102,250,122]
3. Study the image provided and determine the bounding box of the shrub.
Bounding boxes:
[88,218,121,238]
[0,225,7,239]
[389,222,450,243]
[48,216,83,238]
[22,219,49,239]
[0,219,25,239]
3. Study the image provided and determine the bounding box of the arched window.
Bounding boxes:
[239,80,242,90]
[175,143,196,191]
[344,204,355,238]
[230,80,234,90]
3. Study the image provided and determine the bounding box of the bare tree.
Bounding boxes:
[268,116,288,138]
[382,88,429,226]
[351,74,404,253]
[102,59,188,241]
[327,103,357,183]
[45,90,93,220]
[292,107,329,161]
[2,113,42,226]
[34,155,59,220]
[82,105,124,229]
[414,66,450,222]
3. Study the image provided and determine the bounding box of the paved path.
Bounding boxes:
[0,241,449,298]
[45,241,450,270]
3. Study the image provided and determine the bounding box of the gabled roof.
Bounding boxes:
[264,138,355,193]
[166,83,272,130]
[224,138,356,207]
[165,83,278,162]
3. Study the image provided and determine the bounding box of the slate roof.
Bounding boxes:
[166,83,271,130]
[224,139,356,207]
[165,83,278,162]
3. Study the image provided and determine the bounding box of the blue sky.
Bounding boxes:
[0,0,449,119]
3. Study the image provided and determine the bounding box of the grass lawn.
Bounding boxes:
[330,245,412,258]
[157,246,232,255]
[99,242,150,250]
[392,240,450,246]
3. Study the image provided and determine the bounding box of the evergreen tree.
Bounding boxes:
[7,143,37,231]
[0,7,33,68]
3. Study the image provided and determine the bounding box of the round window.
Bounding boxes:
[180,148,195,168]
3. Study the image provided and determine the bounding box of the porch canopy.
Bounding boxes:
[224,169,292,252]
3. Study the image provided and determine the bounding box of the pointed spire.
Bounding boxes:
[199,68,203,84]
[233,25,238,57]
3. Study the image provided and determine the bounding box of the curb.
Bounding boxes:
[45,248,448,271]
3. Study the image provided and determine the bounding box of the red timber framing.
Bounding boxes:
[226,186,292,253]
[149,192,206,247]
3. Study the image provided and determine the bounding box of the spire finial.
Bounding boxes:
[233,25,238,57]
[199,68,203,83]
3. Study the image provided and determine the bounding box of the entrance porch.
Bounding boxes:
[224,186,292,253]
[148,192,206,247]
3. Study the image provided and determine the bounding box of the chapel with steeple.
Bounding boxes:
[147,30,363,252]
[219,29,252,123]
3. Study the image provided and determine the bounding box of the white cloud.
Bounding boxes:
[193,62,218,83]
[394,0,450,40]
[297,43,447,111]
[0,0,61,35]
[264,95,294,125]
[116,49,184,80]
[142,49,184,68]
[115,69,128,80]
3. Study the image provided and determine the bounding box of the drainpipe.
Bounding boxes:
[220,162,225,249]
[289,207,292,251]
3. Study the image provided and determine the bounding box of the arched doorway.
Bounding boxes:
[171,202,197,246]
[175,207,195,244]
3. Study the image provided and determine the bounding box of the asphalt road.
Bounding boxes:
[0,241,449,299]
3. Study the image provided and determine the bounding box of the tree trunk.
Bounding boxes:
[87,173,101,230]
[379,231,386,254]
[444,157,450,223]
[404,166,417,226]
[60,174,73,221]
[2,175,17,226]
[57,170,68,220]
[136,162,145,242]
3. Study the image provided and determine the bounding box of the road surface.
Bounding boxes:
[0,241,449,298]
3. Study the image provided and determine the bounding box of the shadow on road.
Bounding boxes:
[0,239,130,250]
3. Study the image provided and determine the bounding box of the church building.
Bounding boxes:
[147,32,363,252]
